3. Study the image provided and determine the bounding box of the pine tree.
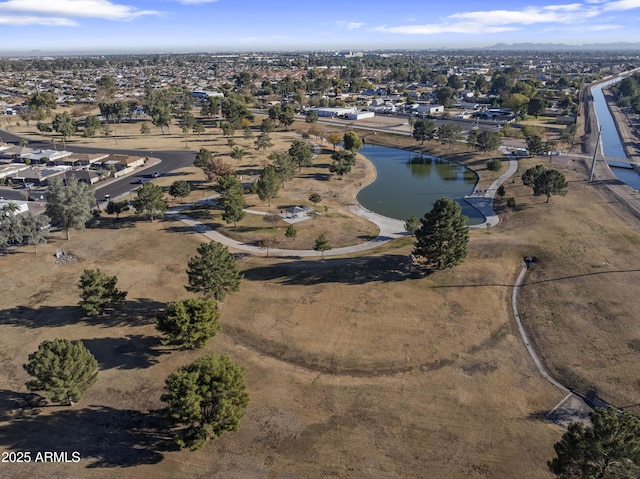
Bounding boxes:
[161,354,249,450]
[218,174,245,227]
[23,339,98,406]
[413,198,469,270]
[78,269,127,316]
[549,407,640,478]
[269,151,296,187]
[157,298,220,350]
[313,233,332,258]
[329,150,355,178]
[522,164,547,186]
[289,139,314,172]
[135,182,167,221]
[105,200,129,220]
[533,169,568,203]
[185,241,242,301]
[169,180,191,199]
[194,147,213,168]
[256,165,280,206]
[285,224,297,241]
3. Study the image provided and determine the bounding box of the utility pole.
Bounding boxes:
[589,126,602,182]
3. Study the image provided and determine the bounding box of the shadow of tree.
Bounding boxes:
[81,335,168,370]
[162,225,203,235]
[299,172,331,181]
[86,216,136,230]
[243,254,426,285]
[0,390,48,422]
[0,401,178,467]
[0,298,164,329]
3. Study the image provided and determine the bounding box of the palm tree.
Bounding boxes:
[2,202,21,216]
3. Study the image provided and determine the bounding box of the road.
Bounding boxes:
[0,129,196,202]
[252,109,505,137]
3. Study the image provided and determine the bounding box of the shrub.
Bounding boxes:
[487,159,502,171]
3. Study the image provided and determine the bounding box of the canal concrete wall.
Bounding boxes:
[584,78,640,221]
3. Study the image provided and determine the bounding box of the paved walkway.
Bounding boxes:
[166,149,520,257]
[465,149,519,229]
[166,197,408,258]
[512,263,598,427]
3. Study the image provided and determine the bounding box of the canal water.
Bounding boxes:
[591,81,640,190]
[356,144,484,225]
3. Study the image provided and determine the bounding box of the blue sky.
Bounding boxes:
[1,0,640,53]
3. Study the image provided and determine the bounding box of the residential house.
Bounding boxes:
[0,163,30,180]
[25,149,72,165]
[57,153,109,167]
[0,146,34,162]
[9,165,70,186]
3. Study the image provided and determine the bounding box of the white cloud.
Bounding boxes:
[373,2,637,36]
[376,23,518,35]
[0,0,160,21]
[602,0,640,11]
[334,20,365,30]
[0,14,77,26]
[448,5,598,26]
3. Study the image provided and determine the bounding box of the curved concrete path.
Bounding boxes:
[512,266,570,394]
[166,200,408,258]
[166,148,519,257]
[466,149,518,229]
[512,264,599,426]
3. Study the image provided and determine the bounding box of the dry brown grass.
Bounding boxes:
[1,115,639,478]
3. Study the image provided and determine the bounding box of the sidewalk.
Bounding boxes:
[166,197,409,258]
[465,149,518,229]
[165,149,519,256]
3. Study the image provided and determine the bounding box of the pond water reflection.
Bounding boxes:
[356,145,483,224]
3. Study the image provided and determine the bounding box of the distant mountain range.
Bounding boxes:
[484,42,640,51]
[1,43,640,57]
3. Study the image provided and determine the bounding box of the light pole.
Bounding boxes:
[589,126,602,182]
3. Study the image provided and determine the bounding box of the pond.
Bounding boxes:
[356,144,484,225]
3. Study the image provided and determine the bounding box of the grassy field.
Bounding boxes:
[1,114,639,478]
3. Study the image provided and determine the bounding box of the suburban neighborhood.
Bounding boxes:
[1,37,640,479]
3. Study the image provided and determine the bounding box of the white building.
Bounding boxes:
[310,107,356,118]
[26,149,73,164]
[415,104,445,116]
[0,164,30,180]
[0,199,29,216]
[347,111,375,120]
